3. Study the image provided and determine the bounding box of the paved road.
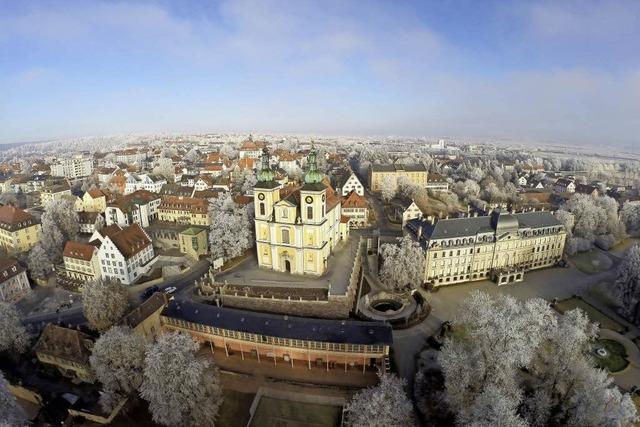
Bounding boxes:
[23,258,211,334]
[365,190,402,237]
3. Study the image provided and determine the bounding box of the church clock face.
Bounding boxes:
[305,196,313,204]
[257,193,265,201]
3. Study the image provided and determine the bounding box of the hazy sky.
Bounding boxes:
[1,0,639,146]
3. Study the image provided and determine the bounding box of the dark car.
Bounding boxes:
[141,285,159,300]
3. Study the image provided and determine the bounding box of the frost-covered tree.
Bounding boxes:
[0,302,29,353]
[345,374,415,427]
[621,201,640,236]
[240,172,257,194]
[90,326,146,411]
[380,176,396,202]
[219,143,237,160]
[379,235,425,292]
[27,244,54,279]
[438,291,637,426]
[457,384,527,427]
[140,332,222,426]
[614,244,640,325]
[41,199,80,263]
[82,278,129,332]
[208,193,253,261]
[183,149,201,164]
[563,194,625,248]
[0,371,24,426]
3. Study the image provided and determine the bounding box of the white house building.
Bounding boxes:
[96,223,156,285]
[124,174,167,194]
[105,190,160,228]
[339,173,364,196]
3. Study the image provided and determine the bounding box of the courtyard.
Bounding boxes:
[215,230,364,295]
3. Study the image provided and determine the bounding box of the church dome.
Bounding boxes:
[304,147,324,184]
[256,148,275,183]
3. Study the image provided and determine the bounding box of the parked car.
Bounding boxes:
[164,286,177,294]
[141,285,159,300]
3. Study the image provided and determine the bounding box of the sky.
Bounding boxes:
[0,0,639,147]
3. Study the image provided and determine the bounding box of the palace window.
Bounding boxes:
[307,206,313,220]
[259,202,265,216]
[282,229,290,244]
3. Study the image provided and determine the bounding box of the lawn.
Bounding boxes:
[555,297,626,333]
[249,396,343,427]
[218,390,255,427]
[592,339,629,373]
[570,250,613,275]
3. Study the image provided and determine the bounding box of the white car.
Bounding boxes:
[164,286,177,294]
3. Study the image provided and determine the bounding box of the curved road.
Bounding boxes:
[23,258,211,334]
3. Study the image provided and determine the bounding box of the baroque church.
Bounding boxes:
[253,147,348,276]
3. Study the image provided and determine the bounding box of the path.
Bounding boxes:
[599,329,640,391]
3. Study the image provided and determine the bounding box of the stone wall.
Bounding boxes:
[203,238,366,319]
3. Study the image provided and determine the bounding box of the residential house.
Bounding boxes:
[120,292,169,343]
[575,183,599,197]
[554,178,576,193]
[61,241,101,283]
[97,223,156,285]
[159,196,210,226]
[124,174,166,194]
[0,257,31,302]
[78,211,102,234]
[0,205,41,254]
[179,226,209,259]
[425,173,449,192]
[40,182,72,207]
[34,324,95,383]
[105,190,160,228]
[82,189,114,213]
[337,172,364,196]
[341,191,369,228]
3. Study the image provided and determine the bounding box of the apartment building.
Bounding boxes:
[369,163,428,193]
[0,258,31,302]
[96,223,156,285]
[50,155,93,179]
[0,205,41,254]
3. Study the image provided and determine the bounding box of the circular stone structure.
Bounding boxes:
[358,291,417,323]
[371,299,403,313]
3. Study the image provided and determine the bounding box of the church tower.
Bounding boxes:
[254,148,280,220]
[300,147,326,225]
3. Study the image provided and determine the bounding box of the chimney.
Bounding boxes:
[417,225,423,240]
[431,216,435,225]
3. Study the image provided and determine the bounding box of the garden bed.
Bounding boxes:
[555,297,626,333]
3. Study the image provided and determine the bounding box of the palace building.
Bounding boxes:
[254,148,348,276]
[407,210,567,287]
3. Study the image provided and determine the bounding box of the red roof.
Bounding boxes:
[63,241,98,261]
[108,224,152,259]
[342,191,368,209]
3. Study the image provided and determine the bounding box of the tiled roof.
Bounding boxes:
[159,196,208,214]
[162,299,393,345]
[108,223,152,259]
[342,191,367,209]
[0,206,36,231]
[0,257,26,284]
[371,163,427,172]
[63,241,97,261]
[34,324,94,365]
[120,292,168,329]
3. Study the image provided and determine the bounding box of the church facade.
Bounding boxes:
[254,148,347,276]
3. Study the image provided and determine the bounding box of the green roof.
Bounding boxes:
[180,226,207,236]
